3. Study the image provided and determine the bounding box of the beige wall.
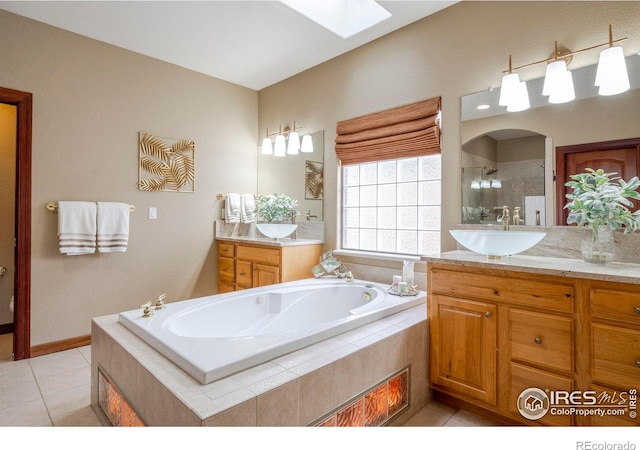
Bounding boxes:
[0,10,258,345]
[258,1,640,256]
[0,103,16,325]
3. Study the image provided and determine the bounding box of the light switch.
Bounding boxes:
[149,207,157,220]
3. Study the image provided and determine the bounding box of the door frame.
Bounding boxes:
[555,137,640,226]
[0,87,32,360]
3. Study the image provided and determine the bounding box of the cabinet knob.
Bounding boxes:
[634,306,640,315]
[534,337,542,345]
[636,360,640,368]
[485,311,492,318]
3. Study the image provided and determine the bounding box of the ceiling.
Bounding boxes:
[0,0,457,91]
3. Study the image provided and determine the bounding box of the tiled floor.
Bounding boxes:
[0,334,494,427]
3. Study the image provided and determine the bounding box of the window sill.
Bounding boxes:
[332,249,422,263]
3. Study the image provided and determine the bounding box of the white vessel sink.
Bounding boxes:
[450,229,546,258]
[256,223,298,239]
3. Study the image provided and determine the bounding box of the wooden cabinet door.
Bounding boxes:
[254,263,280,288]
[430,294,498,405]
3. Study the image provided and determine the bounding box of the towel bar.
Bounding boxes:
[46,201,135,212]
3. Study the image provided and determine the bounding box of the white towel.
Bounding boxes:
[58,201,96,255]
[240,194,257,223]
[97,202,130,253]
[225,193,241,223]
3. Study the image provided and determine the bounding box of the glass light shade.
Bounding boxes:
[548,70,575,104]
[480,179,491,189]
[260,137,273,155]
[506,81,530,112]
[470,180,481,190]
[498,73,520,107]
[542,60,568,95]
[491,179,502,188]
[274,135,286,157]
[287,131,300,155]
[595,46,630,96]
[301,133,313,153]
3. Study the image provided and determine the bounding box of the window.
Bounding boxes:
[342,154,441,255]
[336,97,442,257]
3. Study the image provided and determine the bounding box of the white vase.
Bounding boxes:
[581,225,614,264]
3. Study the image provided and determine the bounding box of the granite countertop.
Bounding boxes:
[216,235,324,247]
[422,250,640,285]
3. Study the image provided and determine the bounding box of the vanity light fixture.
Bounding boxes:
[491,179,502,189]
[259,121,310,157]
[499,25,629,111]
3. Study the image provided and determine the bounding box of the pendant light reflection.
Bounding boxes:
[301,133,313,153]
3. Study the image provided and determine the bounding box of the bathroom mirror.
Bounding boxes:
[461,54,640,225]
[462,130,547,225]
[257,130,324,221]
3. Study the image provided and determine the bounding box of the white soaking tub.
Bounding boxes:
[118,278,425,384]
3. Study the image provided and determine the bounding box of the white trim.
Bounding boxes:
[333,249,421,263]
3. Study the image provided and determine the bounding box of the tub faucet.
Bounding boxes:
[497,206,510,231]
[512,207,524,226]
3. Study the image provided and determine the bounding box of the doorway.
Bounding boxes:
[0,87,32,361]
[556,137,640,225]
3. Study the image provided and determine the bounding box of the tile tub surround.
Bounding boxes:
[90,304,428,426]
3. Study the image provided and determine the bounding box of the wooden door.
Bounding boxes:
[556,138,640,225]
[254,263,280,287]
[429,294,497,405]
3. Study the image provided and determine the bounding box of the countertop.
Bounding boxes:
[422,250,640,285]
[216,235,324,247]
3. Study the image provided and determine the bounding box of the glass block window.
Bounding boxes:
[342,154,441,255]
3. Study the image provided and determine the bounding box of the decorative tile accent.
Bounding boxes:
[98,369,144,426]
[312,367,409,427]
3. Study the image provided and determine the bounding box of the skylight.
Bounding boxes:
[280,0,392,39]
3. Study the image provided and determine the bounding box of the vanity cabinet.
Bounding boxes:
[217,239,322,292]
[428,263,581,425]
[586,281,640,426]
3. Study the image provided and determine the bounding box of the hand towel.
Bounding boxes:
[240,194,257,223]
[225,193,241,223]
[58,201,97,255]
[97,202,130,253]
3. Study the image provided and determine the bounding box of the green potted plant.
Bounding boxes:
[255,194,299,239]
[564,168,640,263]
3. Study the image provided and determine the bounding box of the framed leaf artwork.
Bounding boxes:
[138,132,195,193]
[305,160,323,200]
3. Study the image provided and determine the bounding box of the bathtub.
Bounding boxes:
[117,278,425,384]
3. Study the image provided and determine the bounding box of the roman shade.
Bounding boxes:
[335,97,441,165]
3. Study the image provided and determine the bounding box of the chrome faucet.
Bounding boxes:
[306,209,318,221]
[497,206,510,231]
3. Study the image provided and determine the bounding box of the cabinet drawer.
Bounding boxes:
[236,260,253,287]
[510,363,574,426]
[218,242,235,258]
[218,256,235,284]
[237,244,280,265]
[590,287,640,326]
[510,309,573,373]
[592,323,640,388]
[430,268,574,313]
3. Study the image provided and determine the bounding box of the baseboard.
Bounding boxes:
[0,322,15,335]
[30,334,91,358]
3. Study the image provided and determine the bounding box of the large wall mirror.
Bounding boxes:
[257,130,324,221]
[461,54,640,226]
